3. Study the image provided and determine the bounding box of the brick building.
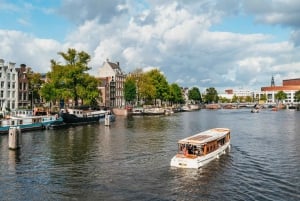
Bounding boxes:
[260,77,300,104]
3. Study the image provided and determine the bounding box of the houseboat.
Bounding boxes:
[0,114,62,134]
[60,108,107,125]
[170,128,231,169]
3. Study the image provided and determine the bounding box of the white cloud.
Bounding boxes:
[0,30,60,72]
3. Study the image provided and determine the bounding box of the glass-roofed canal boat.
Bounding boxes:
[170,128,231,169]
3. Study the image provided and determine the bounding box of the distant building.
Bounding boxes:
[219,88,253,102]
[260,77,300,104]
[182,87,189,104]
[16,64,31,108]
[0,59,19,111]
[98,59,126,108]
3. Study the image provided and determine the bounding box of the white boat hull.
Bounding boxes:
[170,142,230,169]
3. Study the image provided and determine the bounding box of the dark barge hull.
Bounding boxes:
[60,113,104,125]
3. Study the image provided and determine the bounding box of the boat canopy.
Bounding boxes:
[178,128,230,146]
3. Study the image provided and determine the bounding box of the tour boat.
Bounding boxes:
[170,128,231,169]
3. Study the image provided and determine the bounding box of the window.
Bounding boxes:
[12,101,15,109]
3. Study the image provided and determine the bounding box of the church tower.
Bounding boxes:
[271,75,275,87]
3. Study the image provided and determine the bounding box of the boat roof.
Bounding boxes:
[178,128,230,145]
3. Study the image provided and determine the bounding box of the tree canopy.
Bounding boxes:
[146,69,169,103]
[124,76,137,104]
[275,90,287,102]
[204,87,218,103]
[169,83,184,105]
[295,90,300,102]
[40,48,100,108]
[188,87,202,103]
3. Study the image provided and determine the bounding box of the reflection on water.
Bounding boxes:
[8,149,21,172]
[0,109,299,200]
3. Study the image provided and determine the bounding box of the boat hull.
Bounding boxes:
[170,142,230,169]
[0,115,62,135]
[60,113,104,124]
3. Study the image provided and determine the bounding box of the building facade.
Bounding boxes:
[98,59,126,108]
[260,77,300,104]
[16,64,31,108]
[0,59,19,111]
[219,88,254,101]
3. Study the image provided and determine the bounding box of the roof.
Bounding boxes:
[178,128,230,145]
[107,61,123,75]
[261,86,300,91]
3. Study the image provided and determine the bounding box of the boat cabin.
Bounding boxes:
[176,128,230,157]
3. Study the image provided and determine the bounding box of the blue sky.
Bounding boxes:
[211,15,291,42]
[1,0,300,92]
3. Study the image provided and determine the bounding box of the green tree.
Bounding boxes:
[275,90,287,103]
[77,74,100,106]
[245,96,252,103]
[27,72,44,107]
[130,68,143,105]
[152,69,169,101]
[205,87,218,103]
[169,83,184,105]
[295,90,300,102]
[260,94,267,102]
[39,82,57,107]
[124,76,137,104]
[146,69,169,105]
[139,72,156,104]
[188,87,202,103]
[40,48,100,107]
[219,96,230,103]
[231,95,238,103]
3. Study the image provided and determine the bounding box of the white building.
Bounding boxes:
[219,88,253,101]
[0,59,19,111]
[259,78,300,105]
[98,59,126,108]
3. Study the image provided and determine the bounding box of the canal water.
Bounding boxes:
[0,109,299,201]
